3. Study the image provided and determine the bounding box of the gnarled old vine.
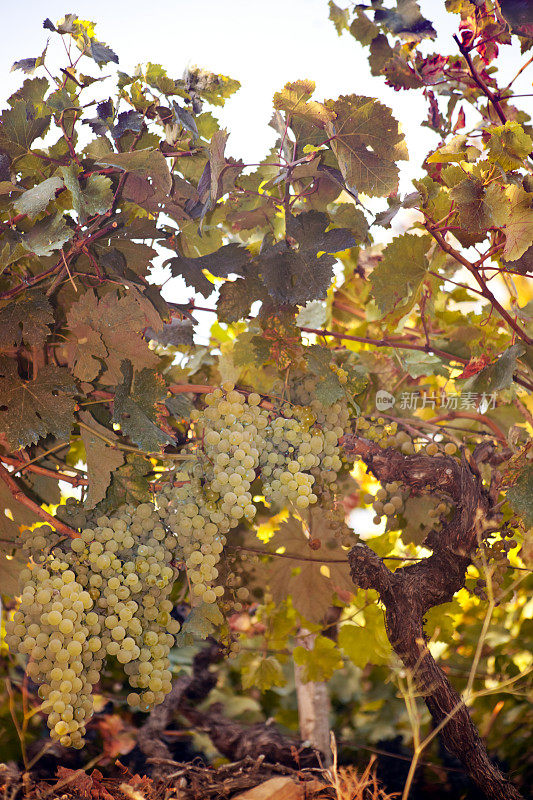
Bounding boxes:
[341,434,523,800]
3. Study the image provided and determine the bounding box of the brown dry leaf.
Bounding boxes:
[96,713,137,759]
[52,767,115,800]
[263,513,353,623]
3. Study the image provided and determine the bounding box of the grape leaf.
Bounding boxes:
[450,175,499,233]
[338,606,392,669]
[175,601,224,646]
[13,176,63,219]
[60,164,113,222]
[241,654,286,691]
[264,514,353,623]
[325,95,406,197]
[294,635,343,682]
[273,79,335,128]
[0,292,53,349]
[96,149,171,195]
[166,243,251,297]
[79,411,125,509]
[329,1,350,34]
[259,211,355,305]
[146,318,194,347]
[374,2,436,41]
[90,40,119,65]
[64,289,161,385]
[507,465,533,527]
[0,480,40,595]
[0,358,76,450]
[502,184,533,262]
[102,454,152,511]
[370,233,431,316]
[487,121,533,171]
[217,276,265,323]
[0,99,51,158]
[113,362,173,451]
[464,344,525,394]
[22,212,73,256]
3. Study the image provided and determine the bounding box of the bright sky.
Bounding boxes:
[4,0,531,176]
[1,1,531,321]
[3,0,532,192]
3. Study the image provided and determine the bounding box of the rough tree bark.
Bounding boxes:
[340,435,523,800]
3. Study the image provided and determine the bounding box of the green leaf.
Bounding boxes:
[60,164,113,222]
[273,80,335,128]
[325,95,406,197]
[166,243,251,297]
[382,55,424,90]
[0,481,40,596]
[450,174,498,233]
[329,1,350,34]
[327,202,369,243]
[0,292,53,350]
[304,345,345,404]
[0,99,51,158]
[370,233,430,316]
[368,35,394,77]
[96,149,171,194]
[185,67,240,107]
[487,121,533,171]
[374,1,436,41]
[507,465,533,528]
[338,606,392,668]
[0,358,76,450]
[217,275,265,323]
[260,211,355,305]
[79,411,125,510]
[175,601,224,646]
[349,9,380,45]
[22,212,73,256]
[103,454,152,511]
[232,330,272,368]
[427,135,469,164]
[90,40,119,65]
[113,362,173,451]
[400,495,440,545]
[294,635,343,682]
[502,184,533,262]
[241,654,286,691]
[466,344,526,394]
[13,176,63,219]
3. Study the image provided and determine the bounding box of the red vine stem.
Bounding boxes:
[426,226,532,345]
[0,456,88,487]
[0,463,78,538]
[453,34,507,124]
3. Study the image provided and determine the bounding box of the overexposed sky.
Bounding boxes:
[2,1,531,319]
[2,1,532,186]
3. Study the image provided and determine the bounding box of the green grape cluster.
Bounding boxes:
[364,482,408,526]
[158,383,269,606]
[159,381,351,614]
[474,536,517,600]
[259,410,320,510]
[6,503,179,748]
